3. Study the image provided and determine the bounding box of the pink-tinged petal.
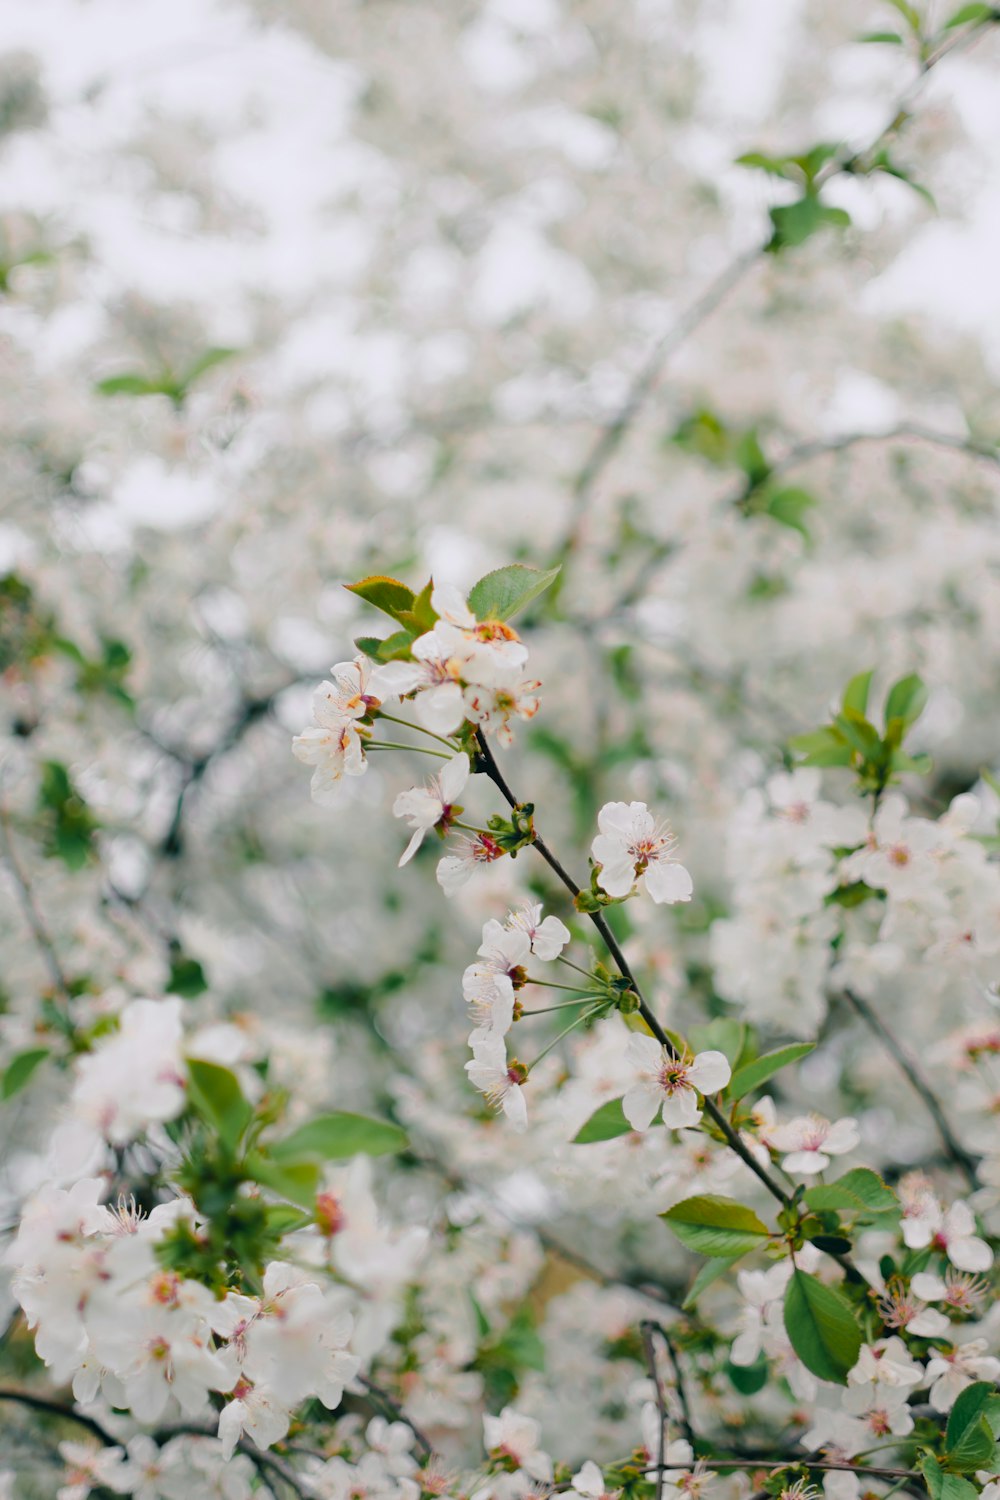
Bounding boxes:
[783,1149,829,1176]
[439,751,471,801]
[688,1050,732,1096]
[415,682,466,735]
[622,1084,661,1132]
[660,1089,702,1129]
[948,1235,992,1273]
[644,860,693,905]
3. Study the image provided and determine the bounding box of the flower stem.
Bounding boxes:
[377,711,458,750]
[367,742,451,760]
[525,1008,599,1071]
[519,997,605,1016]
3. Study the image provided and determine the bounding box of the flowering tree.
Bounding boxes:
[2,3,1000,1500]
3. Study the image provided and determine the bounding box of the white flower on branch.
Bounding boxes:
[622,1035,730,1131]
[768,1112,859,1176]
[592,802,693,904]
[393,751,470,865]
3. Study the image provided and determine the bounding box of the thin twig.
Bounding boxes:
[841,987,979,1191]
[0,809,72,999]
[557,15,995,562]
[640,1321,668,1500]
[562,246,761,554]
[651,1321,695,1449]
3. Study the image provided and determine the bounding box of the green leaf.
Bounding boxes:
[945,2,994,25]
[683,1255,743,1308]
[922,1458,980,1500]
[803,1168,897,1215]
[354,635,387,661]
[671,408,731,464]
[269,1110,408,1162]
[734,429,771,487]
[885,0,922,29]
[825,880,883,909]
[768,196,851,252]
[889,748,933,776]
[735,151,799,181]
[788,727,853,767]
[727,1354,769,1394]
[834,709,880,757]
[884,672,928,729]
[376,630,418,662]
[783,1269,861,1384]
[185,1059,253,1153]
[244,1151,321,1209]
[842,670,874,718]
[765,486,816,538]
[167,953,208,999]
[662,1196,772,1258]
[728,1044,815,1102]
[95,373,161,397]
[946,1383,1000,1470]
[181,346,239,385]
[345,576,416,622]
[2,1047,50,1100]
[572,1096,633,1144]
[856,29,906,41]
[265,1202,313,1235]
[688,1019,748,1067]
[467,563,561,622]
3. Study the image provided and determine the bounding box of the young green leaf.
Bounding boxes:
[945,2,995,25]
[783,1269,861,1383]
[572,1096,633,1144]
[244,1151,322,1210]
[842,670,874,718]
[765,487,816,538]
[804,1168,897,1215]
[946,1382,1000,1471]
[682,1254,743,1308]
[883,673,928,729]
[728,1043,815,1102]
[345,576,416,622]
[2,1047,50,1100]
[467,564,561,622]
[185,1059,253,1153]
[662,1196,771,1257]
[269,1110,409,1162]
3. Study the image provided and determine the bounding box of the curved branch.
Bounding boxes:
[841,986,980,1191]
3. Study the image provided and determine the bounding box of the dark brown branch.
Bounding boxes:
[0,1387,118,1446]
[472,732,811,1225]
